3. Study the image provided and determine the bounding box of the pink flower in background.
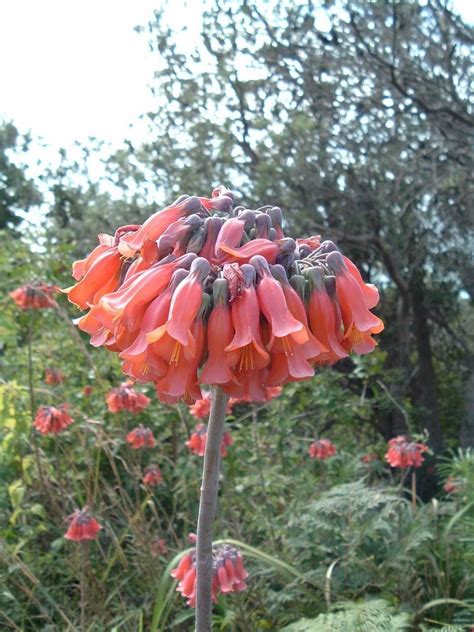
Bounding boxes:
[126,425,155,449]
[385,436,428,469]
[44,368,65,385]
[34,405,74,435]
[106,381,151,413]
[171,542,248,607]
[443,476,461,494]
[143,464,163,486]
[65,508,102,541]
[361,452,379,464]
[189,392,234,419]
[309,438,337,460]
[186,423,233,458]
[10,282,58,310]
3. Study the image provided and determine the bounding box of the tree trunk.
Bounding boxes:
[410,274,443,453]
[460,359,474,448]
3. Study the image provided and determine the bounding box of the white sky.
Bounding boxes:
[0,0,202,149]
[0,0,472,159]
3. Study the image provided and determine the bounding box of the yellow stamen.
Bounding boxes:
[282,336,294,357]
[239,344,255,371]
[170,340,182,366]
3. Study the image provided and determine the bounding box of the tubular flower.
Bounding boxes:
[10,282,58,309]
[188,391,234,419]
[126,425,155,449]
[151,537,168,557]
[44,368,64,386]
[443,476,461,494]
[34,405,74,435]
[106,381,151,413]
[186,423,233,458]
[263,386,283,401]
[66,188,382,404]
[361,452,379,464]
[65,508,102,541]
[143,464,163,486]
[171,543,248,607]
[385,435,429,469]
[309,438,337,460]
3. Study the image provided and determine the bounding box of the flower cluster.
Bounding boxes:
[10,282,58,310]
[34,405,74,435]
[309,438,337,460]
[106,380,151,413]
[171,543,248,607]
[385,435,429,469]
[186,423,233,458]
[143,464,162,486]
[126,425,156,449]
[44,367,64,386]
[65,508,102,541]
[66,188,383,404]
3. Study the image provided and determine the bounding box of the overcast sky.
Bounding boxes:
[0,0,472,154]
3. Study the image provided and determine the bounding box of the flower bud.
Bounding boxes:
[179,196,203,214]
[240,263,257,287]
[212,278,230,305]
[237,209,256,230]
[189,257,211,282]
[255,213,271,239]
[186,226,206,254]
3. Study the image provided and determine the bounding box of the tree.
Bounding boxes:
[0,122,42,229]
[114,0,473,453]
[43,145,156,256]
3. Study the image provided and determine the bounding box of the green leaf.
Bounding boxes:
[8,479,25,508]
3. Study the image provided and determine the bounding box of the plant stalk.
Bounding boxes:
[80,540,89,631]
[195,386,229,632]
[411,471,417,514]
[27,318,48,492]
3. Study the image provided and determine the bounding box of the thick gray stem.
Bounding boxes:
[195,386,229,632]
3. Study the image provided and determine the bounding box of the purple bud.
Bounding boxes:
[238,209,256,230]
[169,268,190,290]
[270,264,289,285]
[179,196,203,214]
[297,244,312,259]
[326,251,346,275]
[211,195,234,213]
[190,257,211,281]
[249,255,271,278]
[175,253,198,271]
[318,240,339,254]
[186,227,206,254]
[240,263,257,287]
[212,278,229,304]
[255,214,271,239]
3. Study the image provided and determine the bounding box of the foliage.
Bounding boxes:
[1,1,473,630]
[124,0,474,454]
[1,233,474,629]
[0,122,42,229]
[280,599,411,632]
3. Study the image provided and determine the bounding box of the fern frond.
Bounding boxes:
[280,599,411,631]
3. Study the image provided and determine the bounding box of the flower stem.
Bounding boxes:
[195,386,229,632]
[411,471,417,514]
[80,540,89,631]
[27,318,47,492]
